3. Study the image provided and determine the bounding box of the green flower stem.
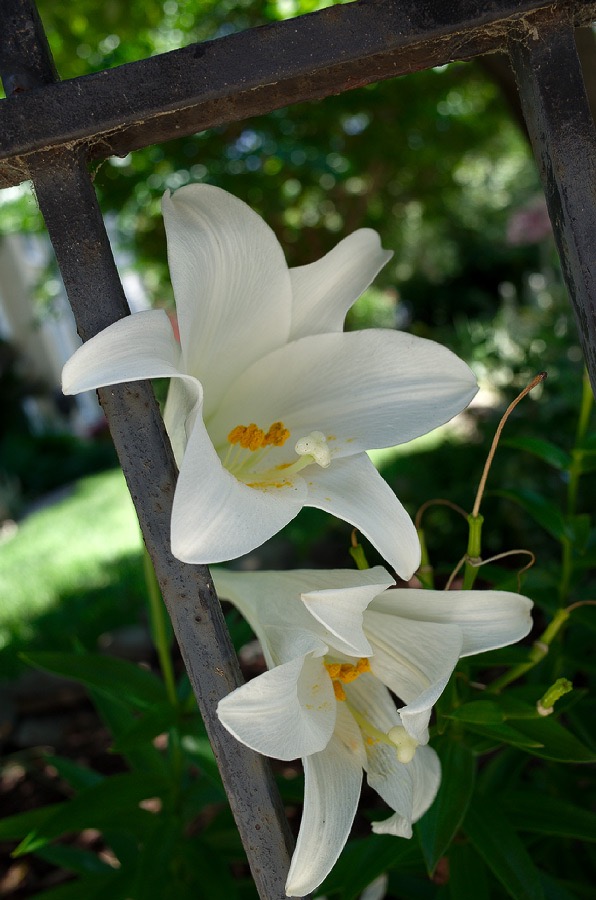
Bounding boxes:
[416,527,435,589]
[349,531,370,570]
[143,544,178,709]
[462,513,483,591]
[488,606,570,692]
[559,369,593,604]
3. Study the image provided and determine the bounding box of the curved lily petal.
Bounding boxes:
[370,589,533,656]
[305,454,421,579]
[370,745,441,837]
[163,185,292,415]
[209,329,477,452]
[62,310,188,395]
[171,412,307,563]
[301,566,395,658]
[286,733,363,897]
[364,614,462,743]
[213,567,393,663]
[289,229,393,341]
[217,655,336,760]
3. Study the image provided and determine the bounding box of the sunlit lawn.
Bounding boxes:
[0,469,145,677]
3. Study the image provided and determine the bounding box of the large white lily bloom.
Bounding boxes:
[62,185,477,572]
[213,567,533,897]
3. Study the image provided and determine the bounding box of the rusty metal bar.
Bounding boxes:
[509,20,596,396]
[0,2,296,896]
[2,1,596,187]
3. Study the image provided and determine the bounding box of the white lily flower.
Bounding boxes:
[213,566,533,897]
[62,185,477,572]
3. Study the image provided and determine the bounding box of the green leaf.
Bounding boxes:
[416,741,475,874]
[44,755,104,791]
[445,701,504,724]
[319,834,421,900]
[112,703,179,752]
[89,689,168,775]
[463,721,544,750]
[502,792,596,841]
[28,871,131,900]
[502,437,572,471]
[510,716,596,763]
[448,843,490,900]
[493,488,571,543]
[14,773,169,855]
[0,805,62,841]
[36,843,113,876]
[21,652,167,710]
[464,796,545,900]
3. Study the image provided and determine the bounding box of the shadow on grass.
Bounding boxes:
[0,549,146,679]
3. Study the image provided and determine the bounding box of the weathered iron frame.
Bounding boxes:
[1,2,595,898]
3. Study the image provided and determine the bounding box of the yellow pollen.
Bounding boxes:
[227,421,290,451]
[332,681,347,702]
[325,658,370,685]
[264,421,290,446]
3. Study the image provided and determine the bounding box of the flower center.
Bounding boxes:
[324,657,371,702]
[325,657,419,764]
[223,421,331,487]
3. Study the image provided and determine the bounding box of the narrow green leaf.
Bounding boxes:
[319,834,421,900]
[416,741,475,874]
[89,689,168,775]
[448,843,490,900]
[0,805,61,841]
[36,843,113,876]
[501,437,572,471]
[445,701,504,724]
[21,652,167,710]
[511,716,596,763]
[503,792,596,841]
[463,721,543,750]
[464,796,545,900]
[28,871,131,900]
[44,755,104,791]
[112,703,178,752]
[493,488,571,542]
[14,773,168,855]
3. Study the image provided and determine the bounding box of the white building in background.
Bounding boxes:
[0,210,150,436]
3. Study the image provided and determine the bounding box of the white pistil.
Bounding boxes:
[387,726,419,764]
[295,431,331,468]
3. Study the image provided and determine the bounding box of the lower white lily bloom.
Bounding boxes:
[213,567,533,897]
[62,184,477,574]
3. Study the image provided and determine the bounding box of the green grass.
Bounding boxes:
[0,469,146,677]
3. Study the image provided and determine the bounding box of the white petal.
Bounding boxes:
[212,567,391,664]
[305,454,421,579]
[171,411,307,564]
[62,310,189,395]
[208,329,477,453]
[217,655,336,760]
[163,379,201,467]
[301,566,395,657]
[289,229,392,341]
[162,185,292,416]
[369,589,533,656]
[370,745,441,837]
[364,613,462,743]
[286,736,363,897]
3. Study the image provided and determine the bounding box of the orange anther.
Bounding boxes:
[332,680,346,702]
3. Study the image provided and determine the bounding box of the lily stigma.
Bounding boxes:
[62,184,478,570]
